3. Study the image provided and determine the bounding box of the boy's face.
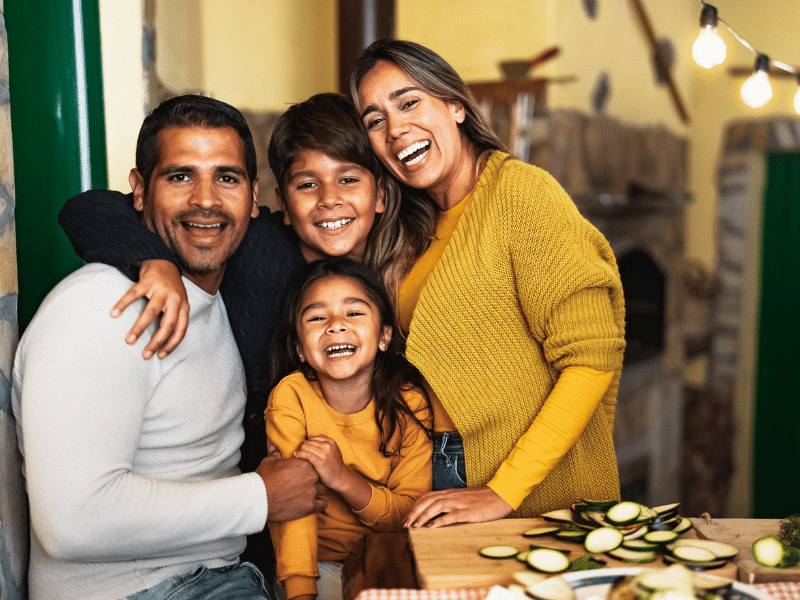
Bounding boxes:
[276,149,385,263]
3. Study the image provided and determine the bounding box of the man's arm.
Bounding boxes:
[16,269,267,561]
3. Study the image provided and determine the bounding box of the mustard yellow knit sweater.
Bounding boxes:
[406,152,626,516]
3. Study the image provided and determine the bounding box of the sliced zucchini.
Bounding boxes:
[479,545,519,559]
[523,527,561,538]
[511,570,547,587]
[633,564,695,595]
[526,548,571,573]
[525,575,576,600]
[670,545,717,563]
[555,530,587,542]
[606,501,642,525]
[581,498,618,511]
[693,574,733,595]
[516,550,531,562]
[542,509,578,525]
[507,583,528,599]
[584,526,624,553]
[622,539,659,552]
[607,547,657,563]
[672,518,693,535]
[649,516,682,531]
[643,530,679,545]
[667,539,739,560]
[652,502,681,517]
[753,536,785,567]
[662,555,728,570]
[623,525,648,541]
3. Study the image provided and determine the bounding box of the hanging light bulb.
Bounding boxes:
[741,54,773,108]
[692,4,727,68]
[794,74,800,116]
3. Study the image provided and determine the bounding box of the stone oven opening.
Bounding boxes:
[618,249,666,364]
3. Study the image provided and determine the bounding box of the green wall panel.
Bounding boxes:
[6,0,107,330]
[752,151,800,517]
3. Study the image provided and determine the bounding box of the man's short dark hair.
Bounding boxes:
[136,94,257,190]
[268,93,384,194]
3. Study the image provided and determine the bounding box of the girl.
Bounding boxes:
[350,40,626,527]
[265,257,431,600]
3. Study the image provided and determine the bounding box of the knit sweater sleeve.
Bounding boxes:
[352,387,432,531]
[58,189,179,280]
[487,362,612,508]
[265,380,320,599]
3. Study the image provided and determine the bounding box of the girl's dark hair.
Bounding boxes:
[265,256,431,455]
[348,40,507,293]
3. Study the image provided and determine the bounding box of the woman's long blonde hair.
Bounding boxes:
[349,39,507,294]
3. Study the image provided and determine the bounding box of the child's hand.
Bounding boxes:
[294,435,347,489]
[294,435,373,512]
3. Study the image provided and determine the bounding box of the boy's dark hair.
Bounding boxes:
[135,94,257,190]
[263,257,431,456]
[268,93,384,193]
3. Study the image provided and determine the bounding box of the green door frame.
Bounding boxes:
[6,0,107,330]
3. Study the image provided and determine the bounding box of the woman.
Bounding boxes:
[349,39,626,527]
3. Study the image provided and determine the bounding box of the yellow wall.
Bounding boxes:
[199,0,337,112]
[99,0,146,192]
[396,0,549,82]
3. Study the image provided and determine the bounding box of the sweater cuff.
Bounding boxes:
[352,485,383,525]
[283,575,319,598]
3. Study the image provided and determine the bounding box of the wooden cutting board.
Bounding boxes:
[408,518,737,589]
[691,517,800,583]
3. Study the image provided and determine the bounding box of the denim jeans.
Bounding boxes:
[432,431,467,491]
[125,562,273,600]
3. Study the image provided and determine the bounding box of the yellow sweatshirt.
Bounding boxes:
[265,372,432,599]
[405,151,625,516]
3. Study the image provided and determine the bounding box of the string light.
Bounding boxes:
[741,54,772,108]
[692,4,726,69]
[694,0,798,111]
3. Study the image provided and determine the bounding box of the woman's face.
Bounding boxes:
[357,61,473,206]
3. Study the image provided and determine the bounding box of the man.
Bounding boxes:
[11,95,326,600]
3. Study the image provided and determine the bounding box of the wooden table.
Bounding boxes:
[407,518,740,589]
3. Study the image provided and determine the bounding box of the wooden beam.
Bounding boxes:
[629,0,691,124]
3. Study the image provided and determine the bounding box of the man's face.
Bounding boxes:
[130,125,259,293]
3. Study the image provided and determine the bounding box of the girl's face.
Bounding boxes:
[276,149,386,263]
[295,275,392,385]
[357,60,473,207]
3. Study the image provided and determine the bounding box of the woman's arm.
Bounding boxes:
[58,189,189,359]
[405,288,620,528]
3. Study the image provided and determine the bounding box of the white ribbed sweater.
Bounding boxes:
[12,264,268,600]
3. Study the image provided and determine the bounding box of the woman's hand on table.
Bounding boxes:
[111,259,189,360]
[403,486,513,528]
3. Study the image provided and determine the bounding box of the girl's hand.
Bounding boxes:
[294,435,348,489]
[111,259,189,360]
[294,435,373,511]
[403,486,513,528]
